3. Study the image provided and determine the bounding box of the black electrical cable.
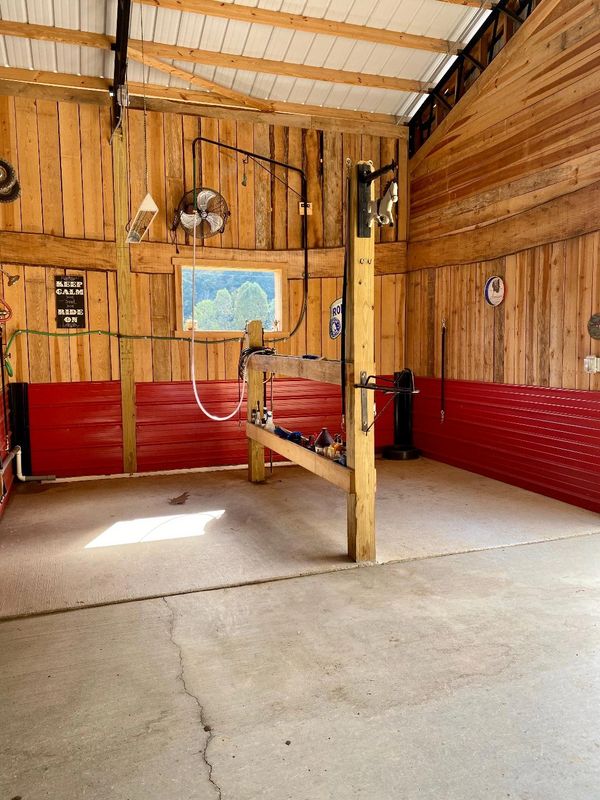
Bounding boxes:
[191,136,309,346]
[340,165,351,424]
[238,345,275,381]
[0,326,9,502]
[0,327,8,440]
[441,319,447,423]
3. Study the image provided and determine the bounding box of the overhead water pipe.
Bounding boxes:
[191,135,309,341]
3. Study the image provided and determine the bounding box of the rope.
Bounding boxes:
[139,4,149,197]
[188,225,273,421]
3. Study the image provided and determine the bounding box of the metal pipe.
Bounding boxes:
[0,445,17,476]
[111,0,133,131]
[191,135,309,341]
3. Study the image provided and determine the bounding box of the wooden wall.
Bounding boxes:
[0,97,407,384]
[405,0,600,391]
[405,234,600,391]
[2,263,406,384]
[409,0,600,268]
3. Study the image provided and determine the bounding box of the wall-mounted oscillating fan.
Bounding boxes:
[172,188,230,240]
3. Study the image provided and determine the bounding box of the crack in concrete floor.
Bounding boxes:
[162,597,222,800]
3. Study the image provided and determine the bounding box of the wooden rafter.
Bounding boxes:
[0,66,407,137]
[0,20,112,49]
[127,46,273,111]
[136,42,430,94]
[0,67,108,92]
[136,0,457,54]
[0,20,430,95]
[436,0,494,7]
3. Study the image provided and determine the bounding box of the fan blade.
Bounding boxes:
[179,211,201,231]
[196,189,216,212]
[205,213,224,234]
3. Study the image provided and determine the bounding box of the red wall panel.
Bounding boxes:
[413,377,600,514]
[29,382,123,477]
[25,378,395,478]
[136,378,395,472]
[0,389,13,516]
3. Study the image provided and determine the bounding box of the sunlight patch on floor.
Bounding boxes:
[85,510,226,548]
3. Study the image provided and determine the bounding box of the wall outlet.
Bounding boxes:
[299,201,312,215]
[583,355,600,374]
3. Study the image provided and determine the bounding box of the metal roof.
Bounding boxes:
[0,0,490,119]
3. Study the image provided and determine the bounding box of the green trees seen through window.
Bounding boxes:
[182,268,279,331]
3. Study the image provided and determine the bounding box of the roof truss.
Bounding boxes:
[127,46,273,111]
[0,66,407,137]
[0,20,431,95]
[135,0,458,54]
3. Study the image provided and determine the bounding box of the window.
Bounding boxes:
[176,264,284,334]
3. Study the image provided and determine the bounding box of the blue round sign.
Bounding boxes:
[329,317,342,339]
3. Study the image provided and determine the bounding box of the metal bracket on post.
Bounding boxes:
[355,372,419,434]
[359,371,369,432]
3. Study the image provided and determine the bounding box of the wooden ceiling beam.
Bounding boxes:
[0,67,109,92]
[138,41,430,94]
[136,0,457,54]
[0,66,407,137]
[127,46,273,111]
[0,20,430,94]
[435,0,494,8]
[0,19,111,48]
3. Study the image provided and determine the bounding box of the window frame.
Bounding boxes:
[173,258,288,339]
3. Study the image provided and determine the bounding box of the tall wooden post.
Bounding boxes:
[112,127,137,473]
[345,162,376,562]
[246,319,265,482]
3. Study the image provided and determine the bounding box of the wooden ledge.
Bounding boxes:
[248,354,342,385]
[246,423,352,493]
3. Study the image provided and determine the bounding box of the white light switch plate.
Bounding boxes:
[583,355,600,374]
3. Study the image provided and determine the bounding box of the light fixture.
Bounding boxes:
[126,193,159,243]
[0,267,19,286]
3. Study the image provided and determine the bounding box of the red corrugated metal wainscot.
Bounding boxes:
[412,377,600,514]
[0,388,13,517]
[26,378,395,478]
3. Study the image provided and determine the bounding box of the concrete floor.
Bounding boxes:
[1,458,598,618]
[1,533,599,799]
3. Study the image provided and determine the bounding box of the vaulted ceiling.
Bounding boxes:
[0,0,491,124]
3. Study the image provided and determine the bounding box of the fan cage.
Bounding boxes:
[173,188,230,240]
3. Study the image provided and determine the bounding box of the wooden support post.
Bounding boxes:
[112,127,137,473]
[345,162,376,562]
[397,137,409,244]
[246,319,266,482]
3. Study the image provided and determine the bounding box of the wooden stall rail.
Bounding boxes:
[245,342,349,478]
[248,354,342,385]
[246,424,353,494]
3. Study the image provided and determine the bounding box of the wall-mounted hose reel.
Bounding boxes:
[0,160,20,204]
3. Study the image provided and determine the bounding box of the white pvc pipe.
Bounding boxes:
[1,445,55,482]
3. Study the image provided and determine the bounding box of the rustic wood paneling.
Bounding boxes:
[0,97,407,250]
[405,0,600,392]
[402,233,600,389]
[3,264,406,384]
[0,98,408,385]
[408,0,600,269]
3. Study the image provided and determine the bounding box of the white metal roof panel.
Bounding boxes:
[0,0,487,118]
